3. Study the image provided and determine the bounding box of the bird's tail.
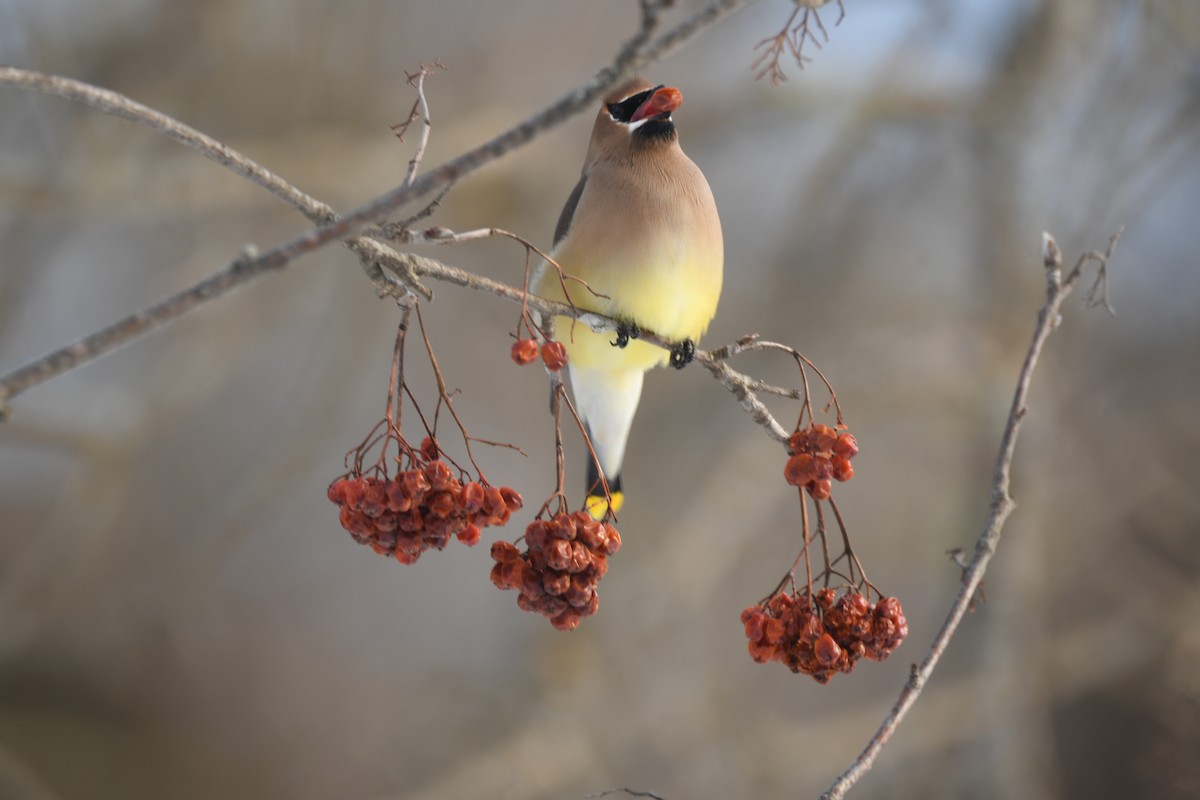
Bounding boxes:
[584,451,623,520]
[569,365,643,520]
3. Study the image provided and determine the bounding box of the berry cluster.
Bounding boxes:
[784,423,859,500]
[740,588,908,683]
[328,452,523,563]
[511,338,568,371]
[490,510,621,631]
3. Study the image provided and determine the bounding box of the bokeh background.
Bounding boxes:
[2,1,1198,798]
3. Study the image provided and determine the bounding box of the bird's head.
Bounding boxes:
[589,77,683,156]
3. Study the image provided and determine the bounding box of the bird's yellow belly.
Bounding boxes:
[538,249,721,372]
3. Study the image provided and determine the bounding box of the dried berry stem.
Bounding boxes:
[814,501,833,586]
[558,387,616,516]
[820,230,1121,800]
[386,297,417,432]
[412,304,524,479]
[827,497,877,597]
[543,377,571,517]
[800,488,814,594]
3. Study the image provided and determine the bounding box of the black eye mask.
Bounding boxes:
[607,87,658,123]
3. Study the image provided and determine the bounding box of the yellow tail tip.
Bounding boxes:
[585,491,624,521]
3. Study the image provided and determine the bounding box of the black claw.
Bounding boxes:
[612,321,641,349]
[669,338,695,369]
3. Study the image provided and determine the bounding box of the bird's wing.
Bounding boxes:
[553,173,587,248]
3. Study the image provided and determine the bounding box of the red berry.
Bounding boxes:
[543,570,571,596]
[566,540,593,573]
[550,608,582,632]
[540,595,568,618]
[811,424,838,452]
[425,490,457,519]
[601,524,621,555]
[541,341,568,371]
[815,633,842,667]
[807,478,833,501]
[748,638,777,664]
[582,591,600,617]
[339,507,372,537]
[423,460,455,492]
[784,454,818,487]
[574,515,603,550]
[523,520,550,550]
[834,432,859,459]
[476,485,509,526]
[460,482,485,514]
[832,455,855,482]
[841,592,871,618]
[399,470,430,504]
[549,512,576,541]
[762,616,785,645]
[511,338,539,365]
[457,522,482,546]
[396,530,424,554]
[499,486,523,513]
[394,549,420,565]
[565,575,595,609]
[742,608,766,640]
[544,539,572,571]
[327,479,349,505]
[361,479,387,517]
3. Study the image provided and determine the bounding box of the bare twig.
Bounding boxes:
[0,64,444,416]
[0,0,761,415]
[393,62,442,188]
[752,0,845,85]
[0,68,335,225]
[820,230,1121,800]
[544,374,571,515]
[586,788,667,800]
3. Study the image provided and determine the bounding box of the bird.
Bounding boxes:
[533,76,724,519]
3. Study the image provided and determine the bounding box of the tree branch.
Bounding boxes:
[0,0,761,416]
[820,229,1121,800]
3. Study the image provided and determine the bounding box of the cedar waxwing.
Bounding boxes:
[533,77,724,518]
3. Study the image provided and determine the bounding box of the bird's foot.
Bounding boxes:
[612,321,641,349]
[669,338,695,369]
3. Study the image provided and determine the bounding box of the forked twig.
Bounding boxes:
[752,0,845,84]
[820,230,1121,799]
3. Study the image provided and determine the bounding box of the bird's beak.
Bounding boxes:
[629,86,682,123]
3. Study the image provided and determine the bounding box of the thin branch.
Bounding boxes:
[0,68,335,225]
[374,246,812,447]
[694,350,792,443]
[395,62,442,188]
[752,0,844,85]
[820,230,1121,800]
[0,64,444,415]
[586,789,666,800]
[412,303,525,479]
[0,0,761,415]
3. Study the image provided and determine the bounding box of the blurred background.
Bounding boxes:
[1,1,1198,798]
